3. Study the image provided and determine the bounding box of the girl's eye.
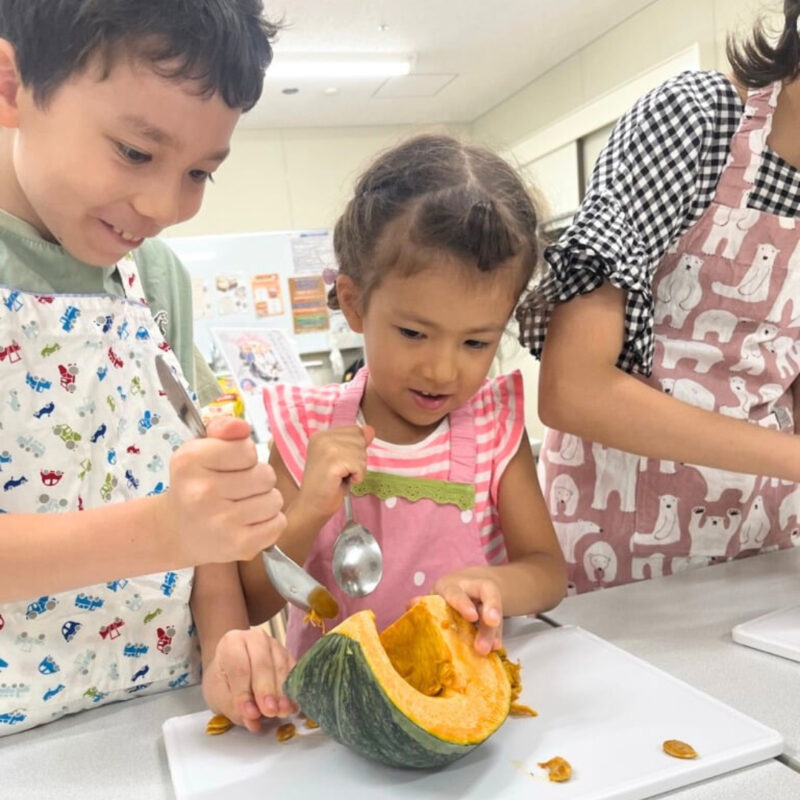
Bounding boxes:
[117,143,151,164]
[465,339,489,350]
[189,169,215,184]
[398,327,423,340]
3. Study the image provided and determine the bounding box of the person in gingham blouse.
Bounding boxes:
[519,1,800,592]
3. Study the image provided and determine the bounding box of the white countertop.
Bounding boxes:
[543,548,800,769]
[2,576,800,799]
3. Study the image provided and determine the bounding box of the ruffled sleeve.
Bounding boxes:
[517,70,742,376]
[263,381,344,486]
[469,370,525,503]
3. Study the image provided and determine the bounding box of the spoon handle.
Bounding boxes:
[343,487,354,524]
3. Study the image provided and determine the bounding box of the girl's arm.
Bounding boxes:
[239,425,372,624]
[538,283,800,479]
[0,417,285,603]
[434,430,568,654]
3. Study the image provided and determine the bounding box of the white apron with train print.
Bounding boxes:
[539,81,800,593]
[0,255,199,734]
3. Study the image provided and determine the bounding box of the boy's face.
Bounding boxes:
[6,55,240,266]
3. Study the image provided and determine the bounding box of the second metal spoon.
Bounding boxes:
[331,482,383,597]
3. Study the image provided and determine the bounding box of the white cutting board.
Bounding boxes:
[732,604,800,662]
[163,625,782,800]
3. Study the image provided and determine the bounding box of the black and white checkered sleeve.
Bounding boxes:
[517,71,741,375]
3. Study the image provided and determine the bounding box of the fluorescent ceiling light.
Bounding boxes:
[268,54,412,79]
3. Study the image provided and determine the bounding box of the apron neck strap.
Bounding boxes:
[114,252,147,303]
[331,365,476,484]
[712,80,781,209]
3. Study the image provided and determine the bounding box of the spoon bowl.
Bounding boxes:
[332,489,383,597]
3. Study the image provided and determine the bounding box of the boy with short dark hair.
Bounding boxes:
[0,0,294,735]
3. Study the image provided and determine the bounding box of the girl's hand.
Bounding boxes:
[202,624,297,733]
[162,416,286,564]
[296,425,375,520]
[431,573,504,656]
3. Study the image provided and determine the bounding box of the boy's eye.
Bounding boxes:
[398,327,423,340]
[117,143,151,164]
[465,339,489,350]
[189,169,215,184]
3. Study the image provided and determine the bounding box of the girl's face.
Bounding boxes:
[339,257,519,444]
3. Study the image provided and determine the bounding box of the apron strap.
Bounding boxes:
[330,365,476,484]
[712,80,781,210]
[446,402,476,484]
[114,253,148,304]
[331,366,368,426]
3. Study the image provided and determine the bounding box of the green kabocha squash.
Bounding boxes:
[283,594,512,769]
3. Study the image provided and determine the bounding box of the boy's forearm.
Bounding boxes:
[191,562,249,671]
[0,494,179,603]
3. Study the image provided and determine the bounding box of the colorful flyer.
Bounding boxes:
[288,275,329,334]
[251,273,284,318]
[210,327,311,443]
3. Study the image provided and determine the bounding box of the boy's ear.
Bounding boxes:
[0,40,21,128]
[336,274,365,333]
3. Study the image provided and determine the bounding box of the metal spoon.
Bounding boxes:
[155,354,338,619]
[331,481,383,597]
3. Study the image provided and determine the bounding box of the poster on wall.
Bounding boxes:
[191,277,214,319]
[288,275,329,334]
[210,327,311,443]
[251,273,284,318]
[290,230,336,275]
[214,272,251,316]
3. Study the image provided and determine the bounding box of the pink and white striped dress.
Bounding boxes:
[264,366,525,654]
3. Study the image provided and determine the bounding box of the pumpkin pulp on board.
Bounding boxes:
[284,595,512,768]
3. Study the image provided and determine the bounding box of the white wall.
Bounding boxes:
[169,123,467,237]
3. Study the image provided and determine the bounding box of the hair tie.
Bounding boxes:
[322,267,339,285]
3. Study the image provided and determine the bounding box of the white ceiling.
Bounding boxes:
[246,0,657,129]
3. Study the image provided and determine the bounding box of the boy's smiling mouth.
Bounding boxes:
[100,220,145,246]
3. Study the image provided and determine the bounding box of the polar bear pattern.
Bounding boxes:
[660,377,715,411]
[583,541,618,586]
[689,464,757,504]
[535,81,800,594]
[739,495,770,549]
[766,240,800,323]
[553,519,603,563]
[765,336,800,380]
[654,254,704,328]
[591,443,639,512]
[631,553,666,580]
[692,309,738,343]
[743,126,769,184]
[631,494,681,546]
[660,338,724,374]
[711,243,779,303]
[548,432,584,466]
[689,506,742,557]
[778,485,800,529]
[720,376,759,418]
[701,206,761,259]
[731,323,779,376]
[550,473,579,517]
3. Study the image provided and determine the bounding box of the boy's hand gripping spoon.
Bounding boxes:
[155,354,338,620]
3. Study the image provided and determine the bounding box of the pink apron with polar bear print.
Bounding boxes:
[539,81,800,593]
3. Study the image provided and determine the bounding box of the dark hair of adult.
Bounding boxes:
[0,0,279,110]
[330,133,541,311]
[727,0,800,87]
